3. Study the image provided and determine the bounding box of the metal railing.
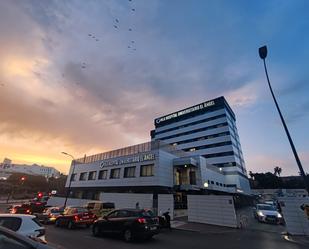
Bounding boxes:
[75,140,189,164]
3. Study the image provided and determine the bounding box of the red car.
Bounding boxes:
[55,206,96,229]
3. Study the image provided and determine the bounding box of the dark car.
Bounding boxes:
[0,225,54,249]
[55,206,96,229]
[92,209,159,242]
[10,202,46,215]
[36,207,64,224]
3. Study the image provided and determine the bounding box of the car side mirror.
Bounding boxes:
[252,207,256,211]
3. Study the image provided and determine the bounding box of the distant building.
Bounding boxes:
[0,158,61,178]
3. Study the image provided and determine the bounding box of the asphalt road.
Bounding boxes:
[45,225,305,249]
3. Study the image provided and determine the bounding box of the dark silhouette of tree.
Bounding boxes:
[274,166,282,177]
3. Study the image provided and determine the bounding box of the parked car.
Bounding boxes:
[84,201,115,217]
[0,225,53,249]
[92,208,159,242]
[10,202,46,215]
[0,214,46,243]
[253,204,284,224]
[36,207,64,224]
[55,206,96,229]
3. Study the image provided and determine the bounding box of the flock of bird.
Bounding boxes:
[0,0,138,91]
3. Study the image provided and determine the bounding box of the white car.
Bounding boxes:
[0,214,46,243]
[253,204,284,224]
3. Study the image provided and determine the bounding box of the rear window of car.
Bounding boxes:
[76,208,88,213]
[32,218,42,227]
[102,203,115,209]
[0,217,22,231]
[139,210,155,217]
[50,208,60,213]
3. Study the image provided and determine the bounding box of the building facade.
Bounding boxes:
[151,96,249,192]
[64,96,251,208]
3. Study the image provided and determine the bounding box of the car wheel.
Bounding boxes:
[55,219,61,227]
[68,220,74,229]
[123,228,133,242]
[92,225,101,237]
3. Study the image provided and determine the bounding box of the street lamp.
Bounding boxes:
[61,152,76,208]
[259,45,309,195]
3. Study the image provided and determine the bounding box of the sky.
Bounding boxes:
[0,0,308,175]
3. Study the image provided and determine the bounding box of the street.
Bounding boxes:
[45,225,305,249]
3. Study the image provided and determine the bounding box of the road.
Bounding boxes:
[45,225,305,249]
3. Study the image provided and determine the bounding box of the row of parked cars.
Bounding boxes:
[1,200,163,248]
[43,204,160,242]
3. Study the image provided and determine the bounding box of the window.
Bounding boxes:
[98,170,108,180]
[220,183,223,186]
[211,181,214,184]
[124,166,136,178]
[88,171,97,180]
[0,231,30,249]
[70,173,77,181]
[216,182,219,186]
[110,168,120,179]
[140,164,154,177]
[0,217,22,231]
[79,172,87,181]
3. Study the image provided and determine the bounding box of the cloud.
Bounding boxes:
[246,151,309,176]
[1,0,306,174]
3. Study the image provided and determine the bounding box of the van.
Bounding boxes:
[85,202,115,217]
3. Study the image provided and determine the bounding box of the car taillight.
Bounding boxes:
[26,209,31,213]
[137,218,146,224]
[12,208,16,214]
[35,228,45,237]
[74,215,79,221]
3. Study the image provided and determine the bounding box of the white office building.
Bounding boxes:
[151,96,249,192]
[65,97,251,208]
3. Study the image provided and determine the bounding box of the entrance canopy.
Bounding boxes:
[173,157,198,167]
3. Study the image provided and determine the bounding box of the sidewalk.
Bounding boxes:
[285,234,309,246]
[171,220,237,234]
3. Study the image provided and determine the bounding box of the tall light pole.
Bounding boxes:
[259,45,309,195]
[61,152,76,208]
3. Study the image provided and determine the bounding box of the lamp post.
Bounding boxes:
[258,45,309,195]
[61,152,76,208]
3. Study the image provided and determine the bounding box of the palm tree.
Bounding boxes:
[274,166,282,176]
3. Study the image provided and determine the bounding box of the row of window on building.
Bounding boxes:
[71,164,154,182]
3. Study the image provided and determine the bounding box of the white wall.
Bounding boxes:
[100,193,153,210]
[278,197,309,235]
[47,197,92,207]
[188,195,237,228]
[158,194,174,220]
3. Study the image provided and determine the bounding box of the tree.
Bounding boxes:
[274,166,282,177]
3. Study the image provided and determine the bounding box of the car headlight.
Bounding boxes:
[277,213,282,218]
[257,211,265,217]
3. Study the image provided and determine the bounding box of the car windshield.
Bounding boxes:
[257,205,276,211]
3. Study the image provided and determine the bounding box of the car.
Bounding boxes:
[253,204,284,224]
[84,201,115,217]
[92,208,159,242]
[0,214,46,243]
[0,225,54,249]
[35,207,64,224]
[10,202,46,215]
[54,206,96,229]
